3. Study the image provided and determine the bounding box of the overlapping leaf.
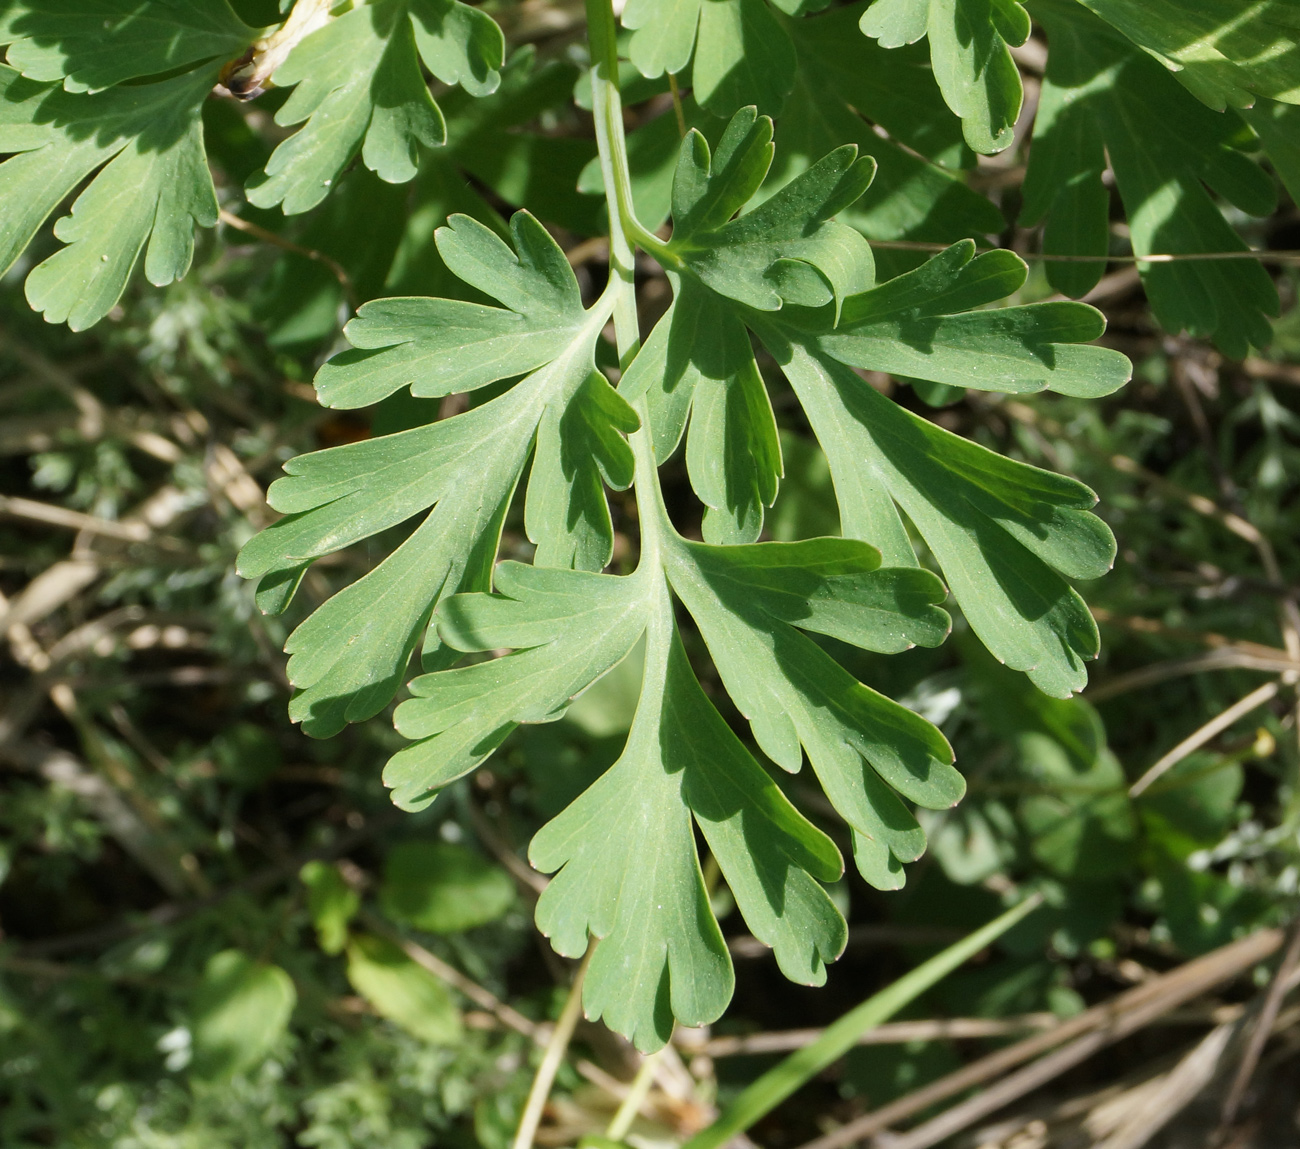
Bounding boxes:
[858,0,1029,154]
[0,0,507,325]
[1076,0,1300,112]
[0,62,220,330]
[620,0,799,117]
[1020,0,1280,357]
[247,0,504,214]
[237,212,637,736]
[662,537,955,888]
[0,0,254,90]
[626,110,1128,699]
[391,531,959,1046]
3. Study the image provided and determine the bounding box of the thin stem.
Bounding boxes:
[667,73,687,138]
[512,945,594,1149]
[583,0,678,567]
[584,0,639,366]
[606,1049,663,1140]
[1129,679,1280,797]
[218,209,357,311]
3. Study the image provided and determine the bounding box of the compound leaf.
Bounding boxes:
[818,242,1132,398]
[0,63,220,329]
[635,112,1126,704]
[626,278,783,544]
[314,212,587,408]
[387,563,650,808]
[246,0,503,214]
[1075,0,1300,112]
[859,0,1028,154]
[0,0,255,91]
[1021,1,1280,357]
[670,108,877,316]
[237,212,634,736]
[531,609,845,1049]
[776,339,1111,698]
[664,536,955,886]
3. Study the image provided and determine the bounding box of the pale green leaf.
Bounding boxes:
[190,950,296,1081]
[379,841,515,932]
[860,0,1027,154]
[237,212,634,735]
[623,279,783,544]
[664,536,956,885]
[346,934,463,1044]
[386,563,651,808]
[300,860,360,955]
[0,0,254,91]
[0,64,219,330]
[248,0,503,215]
[775,340,1110,697]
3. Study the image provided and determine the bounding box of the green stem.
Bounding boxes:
[584,0,676,568]
[606,1049,663,1141]
[511,945,594,1149]
[584,0,639,368]
[680,894,1044,1149]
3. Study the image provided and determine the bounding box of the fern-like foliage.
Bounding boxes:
[238,107,1129,1048]
[0,0,501,327]
[9,0,1300,1052]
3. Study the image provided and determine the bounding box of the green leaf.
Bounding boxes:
[859,0,1028,154]
[669,108,877,316]
[0,64,221,330]
[314,211,588,408]
[682,894,1043,1149]
[663,537,955,888]
[247,0,503,214]
[394,558,858,1044]
[767,4,1006,264]
[788,1,978,172]
[817,243,1132,398]
[387,563,651,808]
[346,933,463,1043]
[1074,0,1300,112]
[625,278,783,544]
[236,211,634,736]
[773,339,1112,698]
[190,950,297,1080]
[531,608,846,1049]
[0,0,255,91]
[621,0,796,116]
[641,114,1125,698]
[1020,1,1280,357]
[300,860,360,954]
[378,841,515,932]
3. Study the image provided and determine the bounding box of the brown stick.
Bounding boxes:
[1219,917,1300,1128]
[793,928,1282,1149]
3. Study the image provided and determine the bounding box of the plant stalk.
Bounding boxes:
[511,945,594,1149]
[681,894,1044,1149]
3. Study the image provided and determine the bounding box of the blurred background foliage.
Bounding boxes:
[3,1,1300,1146]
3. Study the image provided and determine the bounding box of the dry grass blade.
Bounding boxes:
[694,1015,1057,1057]
[1087,651,1300,701]
[1129,681,1281,797]
[794,929,1283,1149]
[1218,917,1300,1131]
[0,494,150,541]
